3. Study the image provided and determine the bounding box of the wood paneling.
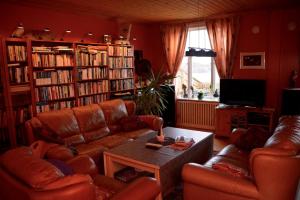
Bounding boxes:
[4,0,299,22]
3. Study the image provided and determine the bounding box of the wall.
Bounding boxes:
[0,2,165,72]
[233,8,300,111]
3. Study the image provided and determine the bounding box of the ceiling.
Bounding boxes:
[5,0,300,22]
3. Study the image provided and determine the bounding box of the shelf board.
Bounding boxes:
[36,96,76,103]
[35,82,74,87]
[33,66,74,70]
[110,88,134,93]
[109,67,134,70]
[77,65,108,68]
[77,78,108,82]
[79,92,109,97]
[109,77,134,80]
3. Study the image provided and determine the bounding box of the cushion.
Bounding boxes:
[234,126,270,151]
[42,174,92,190]
[119,116,148,132]
[0,147,63,189]
[72,104,110,142]
[99,99,128,133]
[47,159,74,176]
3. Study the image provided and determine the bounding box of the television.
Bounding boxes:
[220,79,266,107]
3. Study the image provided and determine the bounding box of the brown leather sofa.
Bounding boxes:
[182,115,300,200]
[0,141,160,200]
[25,99,163,171]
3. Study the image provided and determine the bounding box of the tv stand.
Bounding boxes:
[215,105,275,137]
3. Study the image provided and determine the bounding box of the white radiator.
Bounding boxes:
[176,100,218,131]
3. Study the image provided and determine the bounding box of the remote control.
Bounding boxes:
[145,143,163,149]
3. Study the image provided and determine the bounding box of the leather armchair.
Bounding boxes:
[0,142,160,200]
[182,115,300,200]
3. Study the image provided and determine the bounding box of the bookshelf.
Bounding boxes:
[108,45,135,99]
[31,40,76,114]
[75,44,109,106]
[0,38,136,147]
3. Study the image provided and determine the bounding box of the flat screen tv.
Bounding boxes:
[220,79,266,107]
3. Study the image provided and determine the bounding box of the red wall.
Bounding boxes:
[233,8,300,111]
[0,2,164,71]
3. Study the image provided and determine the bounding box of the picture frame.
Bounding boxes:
[240,52,265,69]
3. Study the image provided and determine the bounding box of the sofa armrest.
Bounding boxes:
[66,155,98,177]
[138,115,163,131]
[111,177,160,200]
[249,148,300,200]
[182,163,258,199]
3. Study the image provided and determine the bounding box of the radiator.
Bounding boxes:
[176,100,218,131]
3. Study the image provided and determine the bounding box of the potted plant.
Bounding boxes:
[136,68,175,116]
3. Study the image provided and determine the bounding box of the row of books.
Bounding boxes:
[108,57,134,68]
[13,106,32,125]
[109,69,134,79]
[76,51,108,66]
[35,85,75,102]
[78,81,109,96]
[32,46,74,53]
[9,66,29,84]
[7,45,27,62]
[110,79,134,92]
[78,67,108,80]
[36,101,75,113]
[32,53,73,67]
[108,46,134,57]
[34,70,73,86]
[78,94,108,106]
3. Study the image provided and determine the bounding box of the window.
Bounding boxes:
[175,26,220,99]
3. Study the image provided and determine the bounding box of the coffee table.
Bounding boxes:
[103,127,213,200]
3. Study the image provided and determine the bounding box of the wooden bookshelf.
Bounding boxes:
[75,43,109,106]
[108,45,135,99]
[0,38,136,147]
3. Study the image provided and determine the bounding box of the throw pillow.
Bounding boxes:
[119,116,148,132]
[47,159,74,176]
[212,161,249,178]
[234,126,270,151]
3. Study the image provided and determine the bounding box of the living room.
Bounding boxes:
[0,0,299,200]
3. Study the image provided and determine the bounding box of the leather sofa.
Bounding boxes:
[25,99,163,171]
[182,115,300,200]
[0,141,160,200]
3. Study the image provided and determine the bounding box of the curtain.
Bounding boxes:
[161,23,188,76]
[206,16,239,79]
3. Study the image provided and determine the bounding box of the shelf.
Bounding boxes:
[79,92,109,97]
[77,65,108,68]
[33,66,74,70]
[110,88,134,93]
[109,67,134,70]
[77,78,108,82]
[34,82,74,87]
[36,96,76,103]
[109,77,134,80]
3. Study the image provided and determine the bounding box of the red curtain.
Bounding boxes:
[206,16,239,79]
[161,23,188,76]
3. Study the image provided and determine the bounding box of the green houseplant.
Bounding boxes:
[136,69,174,116]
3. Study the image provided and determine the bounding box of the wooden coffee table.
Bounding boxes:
[103,127,213,200]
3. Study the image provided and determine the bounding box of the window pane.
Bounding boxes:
[175,57,188,97]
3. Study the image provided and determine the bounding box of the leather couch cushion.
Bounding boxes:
[47,159,74,175]
[124,100,136,116]
[99,99,128,133]
[216,144,249,163]
[36,109,85,146]
[233,127,270,152]
[42,174,93,190]
[73,104,110,142]
[0,147,63,189]
[264,117,300,153]
[119,116,148,132]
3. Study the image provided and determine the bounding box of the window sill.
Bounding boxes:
[176,96,219,103]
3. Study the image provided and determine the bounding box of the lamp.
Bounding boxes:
[81,32,94,42]
[60,29,71,41]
